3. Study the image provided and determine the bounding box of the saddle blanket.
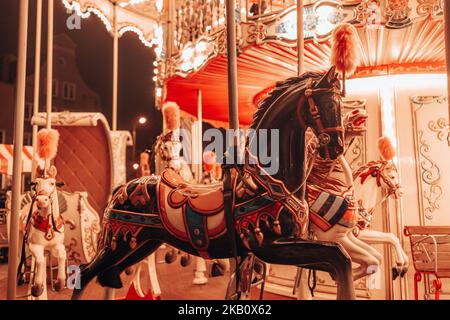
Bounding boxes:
[307,188,358,231]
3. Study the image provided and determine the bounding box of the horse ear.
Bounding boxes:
[316,66,337,88]
[48,165,57,178]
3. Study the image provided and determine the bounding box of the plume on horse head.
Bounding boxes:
[377,136,395,161]
[162,101,181,131]
[37,128,59,161]
[330,23,360,95]
[36,128,59,178]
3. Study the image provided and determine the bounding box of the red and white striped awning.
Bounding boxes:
[0,145,44,175]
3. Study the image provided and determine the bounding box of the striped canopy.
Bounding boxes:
[0,145,44,175]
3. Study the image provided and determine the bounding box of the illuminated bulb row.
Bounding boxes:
[119,0,149,8]
[63,0,112,31]
[118,25,154,48]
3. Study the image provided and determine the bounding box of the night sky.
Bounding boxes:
[0,0,162,169]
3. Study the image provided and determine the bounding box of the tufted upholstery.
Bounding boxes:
[53,125,112,217]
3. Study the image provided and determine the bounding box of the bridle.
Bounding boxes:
[296,78,345,159]
[357,160,401,215]
[358,161,400,193]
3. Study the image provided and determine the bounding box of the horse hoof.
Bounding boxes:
[54,279,65,291]
[180,255,191,267]
[211,262,225,277]
[31,284,44,297]
[125,266,135,275]
[392,267,400,280]
[165,251,176,264]
[400,267,408,277]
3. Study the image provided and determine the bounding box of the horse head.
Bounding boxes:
[33,165,58,210]
[156,131,183,172]
[343,108,368,143]
[377,161,402,199]
[298,66,345,160]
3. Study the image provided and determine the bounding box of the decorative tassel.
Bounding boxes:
[240,233,251,250]
[111,236,117,251]
[130,237,137,249]
[254,227,264,246]
[273,220,282,236]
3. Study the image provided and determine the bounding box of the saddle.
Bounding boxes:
[161,169,224,214]
[158,169,227,258]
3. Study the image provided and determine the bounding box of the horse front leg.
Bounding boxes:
[251,238,356,300]
[358,229,409,278]
[28,243,45,297]
[52,243,67,291]
[193,257,208,285]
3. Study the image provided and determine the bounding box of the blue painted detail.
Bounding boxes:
[234,196,273,217]
[107,210,162,227]
[185,204,208,250]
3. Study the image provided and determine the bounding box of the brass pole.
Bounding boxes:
[7,0,29,300]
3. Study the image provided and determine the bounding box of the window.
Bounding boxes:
[52,79,59,97]
[0,129,5,144]
[62,82,76,101]
[23,132,32,146]
[24,102,33,121]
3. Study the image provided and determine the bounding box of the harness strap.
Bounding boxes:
[17,198,35,285]
[222,162,240,296]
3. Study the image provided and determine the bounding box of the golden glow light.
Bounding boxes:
[138,117,147,125]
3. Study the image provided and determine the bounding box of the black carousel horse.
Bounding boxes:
[71,67,355,300]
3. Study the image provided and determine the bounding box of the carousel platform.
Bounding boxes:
[0,250,292,300]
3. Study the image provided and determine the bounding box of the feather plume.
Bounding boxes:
[162,102,180,131]
[377,136,396,161]
[140,152,149,165]
[330,23,360,76]
[37,128,59,160]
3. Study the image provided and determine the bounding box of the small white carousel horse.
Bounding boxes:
[352,138,408,279]
[150,102,208,286]
[19,129,66,298]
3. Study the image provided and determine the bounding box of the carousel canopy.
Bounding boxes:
[63,0,446,126]
[0,145,44,175]
[166,1,445,126]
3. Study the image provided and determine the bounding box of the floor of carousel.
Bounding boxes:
[0,256,293,300]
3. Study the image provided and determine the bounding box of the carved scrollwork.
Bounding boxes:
[428,118,449,142]
[385,0,412,28]
[247,23,266,44]
[418,130,443,220]
[416,0,443,18]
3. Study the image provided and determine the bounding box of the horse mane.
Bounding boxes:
[250,72,323,129]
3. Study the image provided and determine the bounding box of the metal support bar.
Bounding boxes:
[31,0,43,179]
[296,0,304,76]
[112,3,118,131]
[46,0,54,130]
[7,0,29,300]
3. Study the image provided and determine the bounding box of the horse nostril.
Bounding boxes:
[335,146,343,154]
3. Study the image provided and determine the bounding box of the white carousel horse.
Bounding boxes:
[155,132,209,284]
[154,132,194,182]
[353,158,408,278]
[22,165,66,297]
[296,109,382,299]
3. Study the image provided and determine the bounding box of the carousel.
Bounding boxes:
[3,0,450,301]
